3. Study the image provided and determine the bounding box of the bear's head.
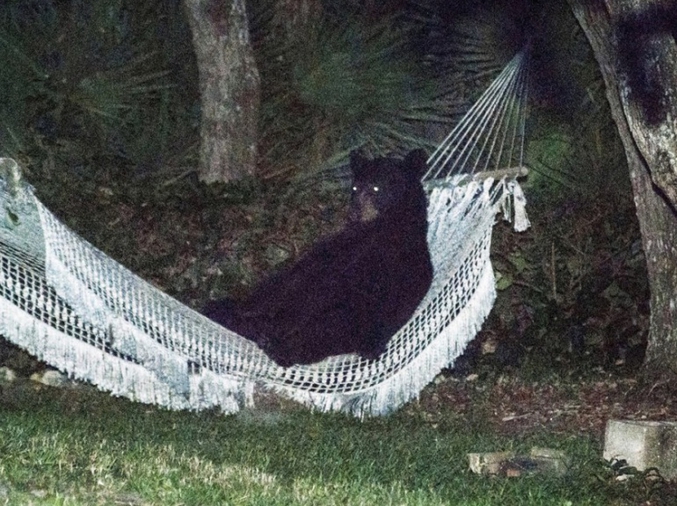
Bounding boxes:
[348,149,428,223]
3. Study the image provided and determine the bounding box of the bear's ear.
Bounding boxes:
[349,150,369,177]
[404,149,428,179]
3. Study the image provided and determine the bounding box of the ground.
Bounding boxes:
[412,373,677,440]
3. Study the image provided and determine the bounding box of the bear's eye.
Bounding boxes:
[352,186,358,192]
[373,186,379,192]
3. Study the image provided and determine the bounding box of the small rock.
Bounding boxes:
[481,338,497,354]
[0,366,16,384]
[30,369,68,387]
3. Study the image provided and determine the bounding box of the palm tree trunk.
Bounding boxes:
[184,0,260,183]
[568,0,677,378]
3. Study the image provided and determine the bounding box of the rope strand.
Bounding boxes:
[424,48,529,181]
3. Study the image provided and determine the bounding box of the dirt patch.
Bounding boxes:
[417,374,677,440]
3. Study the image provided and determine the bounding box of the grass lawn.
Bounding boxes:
[0,376,638,506]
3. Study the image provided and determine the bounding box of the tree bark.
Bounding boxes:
[567,0,677,376]
[184,0,260,183]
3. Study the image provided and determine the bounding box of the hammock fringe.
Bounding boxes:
[0,174,524,417]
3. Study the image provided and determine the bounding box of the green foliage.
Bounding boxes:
[0,6,45,155]
[0,0,197,174]
[484,190,648,382]
[292,21,421,128]
[249,1,450,177]
[524,1,630,202]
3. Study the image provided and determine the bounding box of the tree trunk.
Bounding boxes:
[184,0,260,183]
[567,0,677,377]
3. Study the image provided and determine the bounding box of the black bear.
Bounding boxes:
[203,149,433,367]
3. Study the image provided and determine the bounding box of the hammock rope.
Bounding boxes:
[426,49,529,179]
[0,50,530,417]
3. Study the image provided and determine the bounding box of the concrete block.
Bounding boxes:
[604,419,677,479]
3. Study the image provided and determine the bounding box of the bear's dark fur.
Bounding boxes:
[203,149,433,367]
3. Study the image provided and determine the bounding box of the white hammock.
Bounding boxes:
[0,50,529,417]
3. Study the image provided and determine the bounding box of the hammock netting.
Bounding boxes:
[0,50,530,417]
